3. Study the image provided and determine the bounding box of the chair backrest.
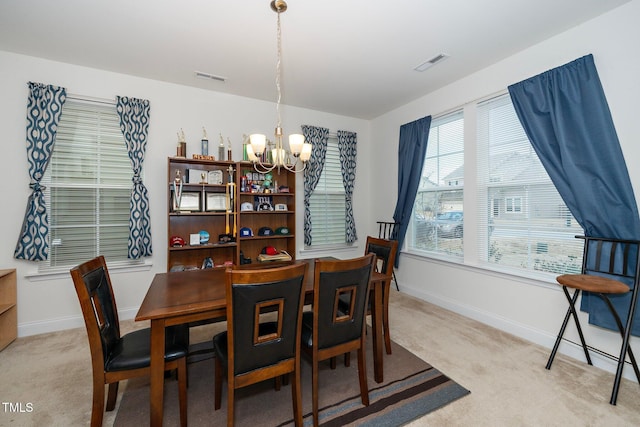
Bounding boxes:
[365,236,398,276]
[311,253,376,350]
[580,236,640,288]
[225,262,308,376]
[377,221,400,241]
[70,256,120,370]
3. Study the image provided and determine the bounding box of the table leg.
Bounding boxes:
[371,281,384,383]
[150,319,166,427]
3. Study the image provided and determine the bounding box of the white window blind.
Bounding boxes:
[409,111,464,257]
[40,99,135,271]
[476,94,582,274]
[308,136,346,246]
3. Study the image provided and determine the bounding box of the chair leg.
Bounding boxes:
[291,366,303,427]
[177,357,188,427]
[546,288,592,370]
[600,291,640,405]
[356,346,369,406]
[214,356,223,410]
[344,352,351,367]
[105,382,119,411]
[392,269,399,292]
[90,379,106,427]
[226,380,235,427]
[312,357,320,427]
[383,281,392,355]
[275,375,282,391]
[600,294,640,381]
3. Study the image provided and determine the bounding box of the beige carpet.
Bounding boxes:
[113,337,469,426]
[1,291,640,426]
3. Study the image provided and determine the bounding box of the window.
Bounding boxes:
[477,94,582,275]
[505,197,522,213]
[308,136,346,246]
[40,99,136,271]
[409,111,464,257]
[406,94,583,278]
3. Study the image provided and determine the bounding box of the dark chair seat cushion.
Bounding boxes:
[213,322,279,368]
[105,325,189,372]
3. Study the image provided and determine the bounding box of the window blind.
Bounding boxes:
[41,99,135,270]
[476,94,583,274]
[410,111,464,257]
[308,137,346,246]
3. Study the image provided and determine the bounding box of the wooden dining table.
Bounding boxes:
[135,258,391,426]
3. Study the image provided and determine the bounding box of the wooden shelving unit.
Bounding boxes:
[237,162,296,263]
[166,157,296,271]
[0,269,17,351]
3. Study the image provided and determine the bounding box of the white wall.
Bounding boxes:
[372,0,640,378]
[0,51,370,336]
[3,0,639,380]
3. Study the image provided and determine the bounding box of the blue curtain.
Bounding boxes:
[508,54,640,335]
[302,125,329,246]
[14,82,67,261]
[337,130,358,244]
[392,116,432,267]
[116,96,153,259]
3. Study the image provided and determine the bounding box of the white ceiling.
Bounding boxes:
[0,0,631,119]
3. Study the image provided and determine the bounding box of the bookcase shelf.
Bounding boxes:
[0,269,17,352]
[167,157,296,271]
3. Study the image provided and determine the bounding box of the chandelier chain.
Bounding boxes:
[248,0,310,174]
[276,10,282,128]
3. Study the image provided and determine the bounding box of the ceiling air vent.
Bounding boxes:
[194,71,226,82]
[413,53,450,72]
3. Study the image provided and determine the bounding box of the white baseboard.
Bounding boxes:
[400,285,636,382]
[17,307,140,337]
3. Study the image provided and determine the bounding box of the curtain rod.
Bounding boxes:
[67,93,115,106]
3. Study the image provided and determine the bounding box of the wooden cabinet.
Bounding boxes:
[167,157,238,271]
[166,158,296,271]
[0,269,17,351]
[237,162,296,264]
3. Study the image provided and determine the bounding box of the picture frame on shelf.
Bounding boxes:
[205,193,227,211]
[176,191,201,212]
[208,170,224,185]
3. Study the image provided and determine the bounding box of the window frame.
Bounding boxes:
[405,92,583,281]
[306,135,348,249]
[38,97,141,274]
[408,110,465,259]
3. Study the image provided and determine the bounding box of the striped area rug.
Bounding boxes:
[115,338,469,426]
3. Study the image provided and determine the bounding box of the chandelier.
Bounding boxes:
[248,0,312,174]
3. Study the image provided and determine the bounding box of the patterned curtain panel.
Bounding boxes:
[14,82,67,261]
[116,96,153,259]
[337,130,358,244]
[302,125,329,246]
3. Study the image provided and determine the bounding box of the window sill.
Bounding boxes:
[299,243,359,258]
[25,260,153,282]
[402,249,559,290]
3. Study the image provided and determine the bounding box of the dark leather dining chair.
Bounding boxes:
[377,221,401,291]
[340,236,398,362]
[301,253,375,426]
[70,256,188,427]
[546,236,640,405]
[213,262,308,427]
[364,236,398,355]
